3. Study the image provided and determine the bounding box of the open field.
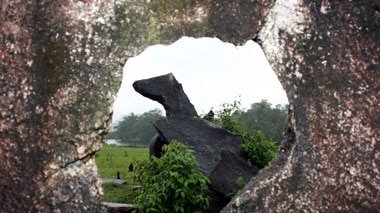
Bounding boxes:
[96,143,149,180]
[96,144,149,203]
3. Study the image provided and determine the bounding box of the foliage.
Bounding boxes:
[216,99,245,134]
[240,130,279,169]
[210,99,280,169]
[133,141,210,213]
[238,100,288,144]
[96,145,149,203]
[235,176,244,188]
[106,109,163,146]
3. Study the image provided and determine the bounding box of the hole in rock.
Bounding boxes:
[99,37,288,205]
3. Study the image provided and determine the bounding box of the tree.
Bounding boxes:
[238,100,288,144]
[133,141,210,213]
[240,130,278,169]
[207,99,282,169]
[106,109,163,146]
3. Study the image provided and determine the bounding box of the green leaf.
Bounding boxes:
[235,176,244,188]
[133,140,210,212]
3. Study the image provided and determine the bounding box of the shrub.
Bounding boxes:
[217,100,245,134]
[241,130,278,169]
[133,141,210,213]
[212,100,278,169]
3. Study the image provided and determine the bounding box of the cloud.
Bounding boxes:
[112,37,288,122]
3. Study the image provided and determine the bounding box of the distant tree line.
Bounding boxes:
[237,100,288,145]
[105,108,163,146]
[106,100,288,147]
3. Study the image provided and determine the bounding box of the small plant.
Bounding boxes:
[133,140,210,213]
[217,99,245,134]
[241,130,278,169]
[207,99,278,169]
[235,176,244,188]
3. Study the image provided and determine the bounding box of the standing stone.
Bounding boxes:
[133,73,198,118]
[134,73,258,212]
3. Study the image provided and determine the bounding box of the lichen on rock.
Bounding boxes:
[1,0,379,212]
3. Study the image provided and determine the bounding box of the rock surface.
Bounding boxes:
[133,73,197,118]
[1,0,379,212]
[222,1,380,212]
[152,117,253,177]
[103,202,134,213]
[154,117,258,213]
[134,73,258,212]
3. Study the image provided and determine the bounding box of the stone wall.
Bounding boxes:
[1,0,378,212]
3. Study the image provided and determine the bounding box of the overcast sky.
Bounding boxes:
[112,37,288,122]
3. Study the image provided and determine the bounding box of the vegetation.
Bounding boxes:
[96,144,149,203]
[240,130,278,169]
[133,141,210,213]
[96,144,149,180]
[102,183,138,203]
[107,100,287,147]
[98,99,287,204]
[238,100,288,144]
[106,109,163,146]
[209,99,283,169]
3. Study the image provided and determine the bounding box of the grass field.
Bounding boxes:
[96,143,149,180]
[96,143,149,203]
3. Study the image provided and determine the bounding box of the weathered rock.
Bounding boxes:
[152,117,258,212]
[133,73,198,118]
[1,0,379,212]
[0,1,213,211]
[149,133,168,158]
[210,149,258,196]
[134,73,258,211]
[222,1,380,212]
[103,202,135,213]
[153,118,252,176]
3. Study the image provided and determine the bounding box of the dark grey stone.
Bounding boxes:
[210,149,258,195]
[153,117,250,177]
[149,133,168,158]
[133,73,198,118]
[152,117,257,213]
[134,73,257,212]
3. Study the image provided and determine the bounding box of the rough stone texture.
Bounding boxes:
[134,73,258,212]
[153,117,257,213]
[133,73,198,118]
[153,118,251,176]
[210,149,257,196]
[1,0,379,212]
[0,0,124,211]
[223,0,380,212]
[103,202,134,213]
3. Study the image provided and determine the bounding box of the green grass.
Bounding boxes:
[96,143,149,203]
[96,143,149,180]
[102,183,141,203]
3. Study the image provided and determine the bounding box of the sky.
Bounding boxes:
[112,37,288,122]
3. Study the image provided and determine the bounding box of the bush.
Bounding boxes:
[213,100,278,169]
[241,130,278,169]
[133,141,210,213]
[217,100,245,134]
